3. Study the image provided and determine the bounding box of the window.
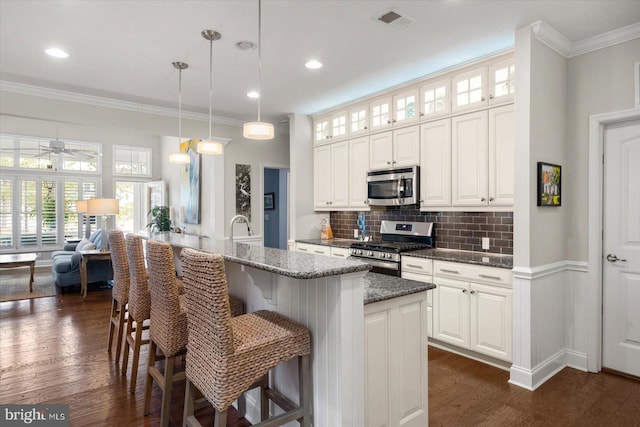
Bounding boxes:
[115,181,148,234]
[0,175,99,250]
[0,134,101,172]
[113,145,152,176]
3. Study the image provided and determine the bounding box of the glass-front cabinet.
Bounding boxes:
[349,103,369,136]
[489,59,515,105]
[452,67,488,113]
[393,88,419,125]
[314,115,331,144]
[369,96,393,131]
[420,79,451,119]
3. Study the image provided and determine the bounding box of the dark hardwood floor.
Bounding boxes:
[1,288,639,426]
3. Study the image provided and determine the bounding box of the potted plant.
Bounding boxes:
[147,205,171,232]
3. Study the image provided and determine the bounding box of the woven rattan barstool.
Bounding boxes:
[144,239,189,427]
[107,230,130,366]
[180,248,312,427]
[122,233,151,393]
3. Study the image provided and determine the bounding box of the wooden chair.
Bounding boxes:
[144,239,189,427]
[180,248,312,427]
[106,230,130,366]
[122,233,151,393]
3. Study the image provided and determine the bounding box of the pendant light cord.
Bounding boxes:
[178,68,183,142]
[257,0,262,123]
[208,37,213,140]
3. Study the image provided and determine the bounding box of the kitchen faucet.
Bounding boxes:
[229,214,254,243]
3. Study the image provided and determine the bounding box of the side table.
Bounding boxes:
[79,250,111,300]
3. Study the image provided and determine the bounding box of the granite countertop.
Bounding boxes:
[144,232,370,280]
[295,238,357,249]
[364,272,435,305]
[403,248,513,269]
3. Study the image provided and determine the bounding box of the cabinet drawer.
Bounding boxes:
[433,260,511,288]
[401,256,433,275]
[330,247,350,258]
[297,243,331,256]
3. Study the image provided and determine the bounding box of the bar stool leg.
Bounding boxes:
[299,354,312,427]
[213,410,227,427]
[143,340,157,416]
[129,320,144,393]
[115,302,126,365]
[121,316,133,375]
[160,356,176,427]
[183,379,196,427]
[107,299,117,352]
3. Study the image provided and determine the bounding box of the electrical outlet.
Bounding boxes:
[482,237,490,250]
[354,229,359,238]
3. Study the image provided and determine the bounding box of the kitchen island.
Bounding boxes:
[146,232,434,427]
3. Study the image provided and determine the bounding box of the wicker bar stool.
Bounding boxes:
[144,239,189,427]
[107,230,130,365]
[180,248,312,427]
[122,233,151,393]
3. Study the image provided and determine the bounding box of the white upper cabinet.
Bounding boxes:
[369,96,393,131]
[452,67,488,113]
[349,103,369,136]
[314,141,349,209]
[393,88,420,125]
[488,58,515,105]
[420,119,451,207]
[314,115,331,144]
[369,125,420,170]
[488,105,515,206]
[369,131,394,170]
[419,79,451,120]
[330,110,349,141]
[451,111,488,206]
[349,136,370,208]
[314,111,348,144]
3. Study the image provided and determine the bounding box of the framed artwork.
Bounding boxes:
[147,181,166,210]
[236,164,251,221]
[537,162,561,206]
[264,192,275,210]
[179,139,201,224]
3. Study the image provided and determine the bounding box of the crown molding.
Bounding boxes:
[531,20,640,59]
[530,21,572,57]
[570,21,640,57]
[0,80,245,128]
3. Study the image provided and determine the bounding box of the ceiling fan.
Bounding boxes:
[30,139,101,160]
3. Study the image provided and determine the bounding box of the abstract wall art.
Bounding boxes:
[179,138,201,223]
[235,164,251,221]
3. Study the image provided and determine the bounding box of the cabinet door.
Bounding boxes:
[393,125,420,168]
[314,115,331,145]
[313,145,331,209]
[370,96,393,131]
[452,67,488,112]
[488,58,515,105]
[349,103,369,136]
[330,141,349,207]
[349,137,370,208]
[369,131,394,170]
[452,111,488,206]
[331,110,348,141]
[420,119,451,207]
[488,105,514,206]
[364,309,391,426]
[393,88,419,125]
[433,277,470,347]
[470,283,512,361]
[420,79,451,120]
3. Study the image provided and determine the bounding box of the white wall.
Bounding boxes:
[565,38,640,261]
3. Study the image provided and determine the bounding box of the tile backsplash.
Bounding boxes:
[330,207,513,255]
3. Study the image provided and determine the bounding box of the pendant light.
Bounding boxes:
[168,61,191,164]
[243,0,274,140]
[197,30,224,155]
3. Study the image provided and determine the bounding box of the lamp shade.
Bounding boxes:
[243,121,274,140]
[87,198,120,216]
[197,139,224,155]
[168,152,190,164]
[75,200,88,213]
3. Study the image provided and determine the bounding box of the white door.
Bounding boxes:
[369,131,393,170]
[603,119,640,377]
[313,145,331,209]
[452,111,488,206]
[420,119,451,207]
[392,125,420,168]
[349,137,370,208]
[330,141,349,207]
[488,105,515,206]
[433,277,469,347]
[470,283,512,361]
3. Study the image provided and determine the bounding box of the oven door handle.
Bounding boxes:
[348,256,399,271]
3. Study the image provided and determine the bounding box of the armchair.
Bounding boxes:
[51,229,113,289]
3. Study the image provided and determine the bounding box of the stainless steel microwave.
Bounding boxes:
[367,166,419,206]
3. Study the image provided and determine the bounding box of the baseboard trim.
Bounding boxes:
[509,349,587,391]
[428,340,512,371]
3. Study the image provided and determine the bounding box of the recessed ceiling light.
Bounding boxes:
[305,60,323,69]
[45,48,69,58]
[247,91,260,99]
[236,41,256,50]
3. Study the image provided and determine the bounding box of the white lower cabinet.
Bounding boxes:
[330,246,350,258]
[296,242,330,256]
[401,257,433,338]
[432,260,512,362]
[365,291,429,427]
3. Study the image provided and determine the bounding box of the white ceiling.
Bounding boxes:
[1,1,639,125]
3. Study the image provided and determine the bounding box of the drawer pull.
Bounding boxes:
[440,269,459,274]
[406,264,424,269]
[299,248,308,252]
[314,250,325,254]
[478,274,501,280]
[333,254,345,257]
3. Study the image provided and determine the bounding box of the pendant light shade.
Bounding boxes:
[243,0,274,140]
[197,30,224,155]
[169,61,190,164]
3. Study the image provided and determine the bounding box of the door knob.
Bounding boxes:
[606,254,627,263]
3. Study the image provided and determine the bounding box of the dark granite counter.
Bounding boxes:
[403,248,513,269]
[145,232,370,280]
[296,238,357,249]
[364,272,435,305]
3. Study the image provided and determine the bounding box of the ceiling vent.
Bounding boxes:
[376,9,414,28]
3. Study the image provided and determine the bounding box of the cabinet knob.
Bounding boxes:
[387,161,391,165]
[420,112,424,117]
[489,197,494,202]
[387,120,392,124]
[481,197,486,202]
[481,96,486,102]
[419,200,424,203]
[489,94,494,100]
[470,290,476,295]
[364,200,369,204]
[392,161,396,164]
[364,126,368,130]
[325,135,330,139]
[462,289,468,294]
[392,119,397,123]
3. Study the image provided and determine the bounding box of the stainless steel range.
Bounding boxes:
[349,220,434,276]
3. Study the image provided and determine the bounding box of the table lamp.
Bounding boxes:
[75,200,90,238]
[87,198,120,251]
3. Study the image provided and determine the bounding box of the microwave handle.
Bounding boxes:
[398,177,402,200]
